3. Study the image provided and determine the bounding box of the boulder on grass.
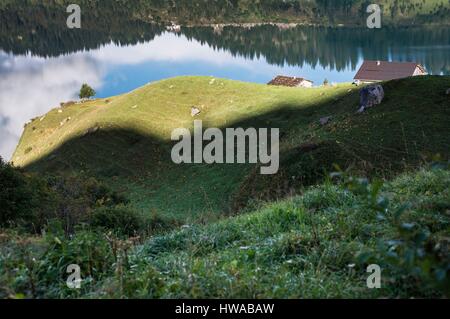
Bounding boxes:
[191,107,201,117]
[358,84,384,113]
[320,116,332,126]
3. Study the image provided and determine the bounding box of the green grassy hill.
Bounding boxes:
[12,75,450,222]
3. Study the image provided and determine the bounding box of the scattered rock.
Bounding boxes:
[59,117,71,127]
[446,88,450,95]
[191,107,201,117]
[320,116,332,126]
[39,116,46,122]
[209,78,216,85]
[131,105,138,109]
[58,109,63,113]
[358,84,384,113]
[85,126,100,135]
[169,85,174,89]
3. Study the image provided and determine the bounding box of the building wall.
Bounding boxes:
[298,81,313,88]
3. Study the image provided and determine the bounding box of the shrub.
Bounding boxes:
[335,168,450,297]
[0,157,129,234]
[88,206,143,236]
[0,226,116,298]
[45,174,129,233]
[0,157,55,231]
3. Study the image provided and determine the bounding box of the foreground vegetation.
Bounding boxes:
[1,165,449,298]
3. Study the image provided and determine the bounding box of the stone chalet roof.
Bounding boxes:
[268,76,313,87]
[354,61,426,81]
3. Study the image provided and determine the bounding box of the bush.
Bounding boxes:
[0,157,55,231]
[0,156,129,234]
[45,175,129,233]
[335,168,450,297]
[88,206,143,236]
[0,226,116,298]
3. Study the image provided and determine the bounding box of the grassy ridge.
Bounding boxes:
[12,76,450,222]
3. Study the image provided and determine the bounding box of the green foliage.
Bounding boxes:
[88,206,143,236]
[1,167,448,298]
[45,174,129,233]
[0,226,115,298]
[346,165,450,296]
[0,157,55,231]
[0,156,129,233]
[79,84,96,100]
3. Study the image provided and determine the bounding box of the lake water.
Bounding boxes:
[0,25,449,160]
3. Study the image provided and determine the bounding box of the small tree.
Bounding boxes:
[79,83,96,100]
[323,78,329,86]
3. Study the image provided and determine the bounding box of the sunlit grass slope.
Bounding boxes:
[12,75,450,221]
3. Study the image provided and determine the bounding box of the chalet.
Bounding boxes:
[268,76,313,88]
[354,61,427,83]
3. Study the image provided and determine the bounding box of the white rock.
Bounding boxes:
[191,107,201,117]
[320,116,332,125]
